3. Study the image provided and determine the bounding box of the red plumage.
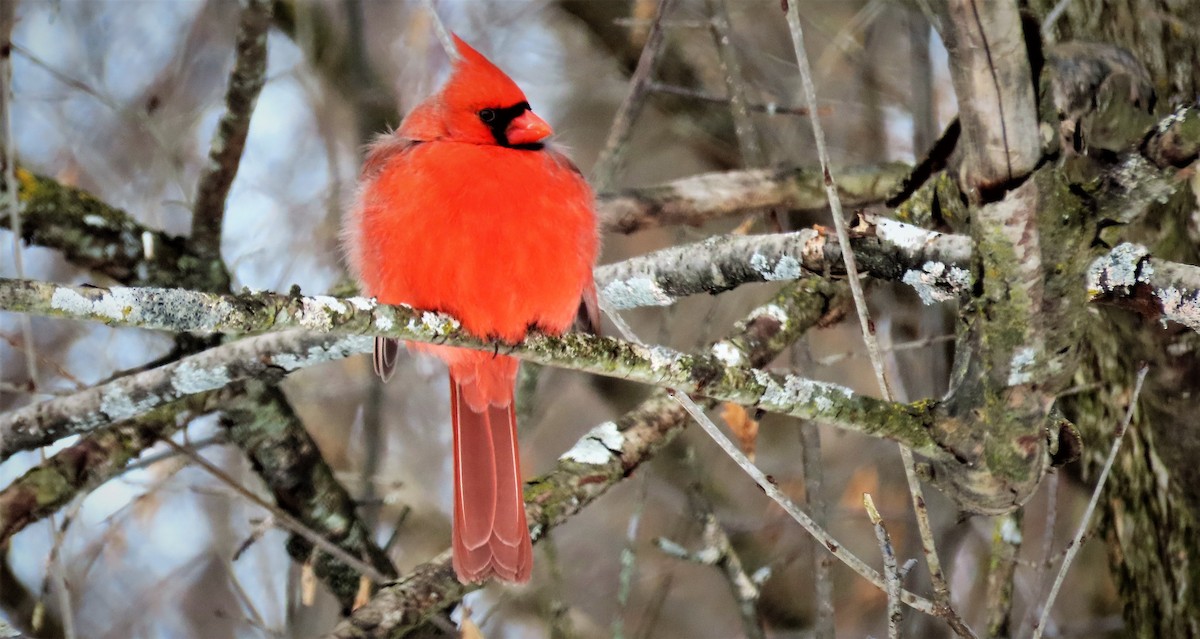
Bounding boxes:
[343,35,599,583]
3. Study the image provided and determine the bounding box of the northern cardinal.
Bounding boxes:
[343,35,600,583]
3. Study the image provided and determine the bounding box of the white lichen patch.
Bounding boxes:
[750,252,803,281]
[171,360,231,394]
[710,341,744,367]
[754,370,852,412]
[1113,155,1176,206]
[1156,104,1191,133]
[374,314,395,331]
[83,214,107,227]
[601,276,674,309]
[877,217,937,253]
[141,231,155,260]
[1000,516,1023,545]
[748,303,789,324]
[347,296,375,311]
[100,387,163,423]
[1086,242,1151,297]
[51,286,140,322]
[1007,346,1038,386]
[647,345,677,372]
[299,295,348,330]
[272,336,373,371]
[411,311,460,334]
[559,420,624,465]
[902,261,972,305]
[1156,286,1200,332]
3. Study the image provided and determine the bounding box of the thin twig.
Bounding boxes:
[801,423,834,639]
[612,476,647,639]
[647,82,815,117]
[1,0,38,389]
[156,436,390,585]
[1033,365,1149,639]
[705,0,764,167]
[781,3,969,634]
[815,334,956,367]
[190,0,272,260]
[864,493,902,639]
[676,447,766,639]
[592,0,678,190]
[1020,471,1059,637]
[1040,0,1075,41]
[669,390,939,615]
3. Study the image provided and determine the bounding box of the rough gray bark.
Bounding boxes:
[1022,2,1200,634]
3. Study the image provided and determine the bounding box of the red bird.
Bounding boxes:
[343,35,600,583]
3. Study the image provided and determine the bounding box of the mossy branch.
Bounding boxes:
[0,278,946,461]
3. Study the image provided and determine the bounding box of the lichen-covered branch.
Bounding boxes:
[0,328,366,458]
[595,216,972,309]
[598,163,910,234]
[190,0,272,261]
[324,280,853,638]
[0,279,945,462]
[1087,243,1200,332]
[0,393,211,545]
[0,166,224,290]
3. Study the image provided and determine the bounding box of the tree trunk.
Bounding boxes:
[1028,0,1200,635]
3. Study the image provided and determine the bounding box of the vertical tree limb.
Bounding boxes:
[940,0,1040,196]
[190,0,272,261]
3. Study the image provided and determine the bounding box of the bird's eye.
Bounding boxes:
[478,109,497,123]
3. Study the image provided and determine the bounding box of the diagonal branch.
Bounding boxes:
[190,0,272,261]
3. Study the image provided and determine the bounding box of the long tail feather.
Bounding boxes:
[450,372,532,583]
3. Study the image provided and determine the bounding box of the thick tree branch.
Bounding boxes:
[190,0,272,261]
[597,163,910,233]
[1,166,223,290]
[0,280,946,462]
[595,216,972,309]
[0,394,209,545]
[940,0,1040,196]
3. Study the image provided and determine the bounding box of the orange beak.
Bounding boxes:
[506,110,554,146]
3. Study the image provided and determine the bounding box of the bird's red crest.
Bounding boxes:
[443,35,528,112]
[398,34,533,145]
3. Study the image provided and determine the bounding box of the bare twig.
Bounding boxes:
[664,448,766,639]
[647,82,815,117]
[190,0,272,260]
[705,0,764,167]
[1033,366,1149,639]
[155,436,390,585]
[1,0,38,388]
[782,3,968,633]
[592,0,678,190]
[800,423,834,639]
[669,390,939,616]
[864,493,902,639]
[612,476,647,639]
[1020,471,1060,636]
